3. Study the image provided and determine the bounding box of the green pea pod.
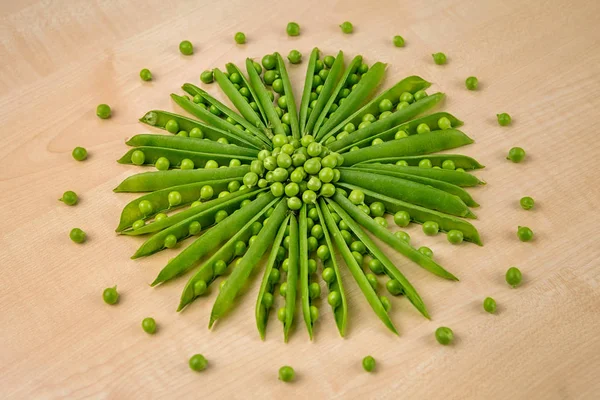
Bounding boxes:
[210,199,289,327]
[331,194,458,282]
[341,128,473,166]
[337,182,482,245]
[275,53,300,140]
[324,75,431,141]
[283,214,299,342]
[346,166,479,207]
[339,169,476,218]
[151,193,276,286]
[318,199,398,335]
[313,55,362,136]
[116,178,240,232]
[113,165,250,192]
[314,204,348,337]
[299,48,320,134]
[321,92,445,145]
[139,110,259,149]
[255,215,290,339]
[316,62,387,141]
[171,93,268,150]
[179,199,277,312]
[326,198,433,318]
[246,58,286,137]
[118,147,254,168]
[131,189,265,259]
[304,51,344,135]
[225,63,269,128]
[356,154,484,170]
[298,205,313,339]
[329,111,463,152]
[352,163,484,187]
[182,84,271,146]
[213,68,271,139]
[126,134,259,158]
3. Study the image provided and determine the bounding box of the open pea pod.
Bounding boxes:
[179,198,277,312]
[331,194,458,281]
[114,165,250,192]
[210,199,289,328]
[318,199,397,335]
[151,192,276,286]
[314,204,348,337]
[337,182,482,245]
[255,215,290,339]
[171,93,268,150]
[283,214,299,342]
[340,169,476,218]
[299,48,320,134]
[116,178,240,232]
[351,163,484,187]
[118,147,255,168]
[321,92,445,145]
[328,111,462,152]
[315,61,387,141]
[356,154,484,170]
[225,63,269,128]
[274,53,300,140]
[125,134,259,158]
[298,206,314,339]
[246,58,286,137]
[140,110,259,149]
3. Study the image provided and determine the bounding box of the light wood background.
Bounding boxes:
[1,0,599,398]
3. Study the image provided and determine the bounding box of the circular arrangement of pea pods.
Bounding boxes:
[114,48,485,339]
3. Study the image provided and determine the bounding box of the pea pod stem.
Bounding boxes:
[117,147,254,168]
[350,163,484,187]
[284,214,299,342]
[299,48,320,134]
[298,205,313,339]
[246,58,286,137]
[355,154,484,170]
[210,199,289,327]
[318,199,398,334]
[275,52,300,140]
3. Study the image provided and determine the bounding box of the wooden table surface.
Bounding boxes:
[1,0,599,398]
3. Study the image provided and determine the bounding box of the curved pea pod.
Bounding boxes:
[246,58,286,137]
[316,62,387,141]
[255,215,290,339]
[113,165,250,192]
[151,192,276,286]
[331,193,458,282]
[329,111,463,152]
[213,67,271,139]
[339,169,476,218]
[118,147,255,168]
[283,214,299,342]
[347,166,478,207]
[125,134,259,158]
[210,199,289,328]
[354,163,484,187]
[313,55,363,136]
[314,204,348,337]
[337,182,482,245]
[298,206,313,339]
[341,127,472,166]
[171,93,268,150]
[274,53,300,140]
[225,63,269,128]
[322,92,445,145]
[318,199,398,335]
[299,48,321,134]
[116,178,240,232]
[304,51,344,135]
[131,189,265,258]
[179,198,277,312]
[357,154,484,170]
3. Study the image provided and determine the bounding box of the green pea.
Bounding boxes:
[416,123,431,134]
[264,70,279,85]
[517,226,533,242]
[189,354,208,372]
[205,160,219,169]
[418,159,432,168]
[167,191,182,207]
[393,35,405,47]
[437,117,452,130]
[366,273,378,290]
[319,183,334,198]
[370,138,383,146]
[165,119,179,133]
[304,158,321,175]
[154,213,168,222]
[386,279,403,296]
[362,355,376,372]
[277,153,293,169]
[497,113,512,126]
[327,291,341,308]
[349,190,364,205]
[286,196,302,210]
[177,130,189,138]
[358,204,370,215]
[418,246,433,258]
[188,127,203,139]
[164,234,177,248]
[441,159,455,170]
[287,49,302,64]
[432,52,447,65]
[132,219,145,230]
[393,230,410,244]
[373,217,387,228]
[278,366,295,382]
[214,260,228,276]
[96,104,111,119]
[340,229,352,245]
[72,146,88,161]
[423,221,439,236]
[102,286,119,305]
[465,76,478,90]
[309,305,319,322]
[179,40,193,55]
[393,211,410,227]
[276,307,286,322]
[261,292,274,309]
[378,99,393,113]
[191,279,207,296]
[262,54,277,70]
[399,92,414,104]
[188,221,202,236]
[322,267,335,283]
[447,230,464,244]
[367,259,384,275]
[307,282,321,300]
[394,130,408,140]
[396,101,410,111]
[286,21,300,36]
[357,63,369,74]
[520,196,535,210]
[69,228,86,243]
[414,90,428,101]
[308,259,317,275]
[380,296,391,312]
[507,147,525,163]
[141,317,156,334]
[339,21,353,33]
[234,32,246,44]
[199,185,213,200]
[368,201,385,217]
[483,297,497,313]
[59,190,78,206]
[271,79,284,96]
[435,327,454,345]
[139,68,152,81]
[136,200,152,216]
[306,235,317,252]
[215,210,228,223]
[200,70,214,84]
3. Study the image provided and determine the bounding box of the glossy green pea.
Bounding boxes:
[72,146,88,161]
[365,273,378,290]
[327,291,341,307]
[193,279,207,296]
[278,366,295,382]
[168,191,182,206]
[394,211,410,227]
[189,354,208,371]
[348,190,364,205]
[307,259,317,274]
[206,160,219,169]
[96,104,111,119]
[483,297,497,313]
[262,292,274,309]
[317,244,330,260]
[320,183,336,197]
[70,228,86,243]
[379,296,391,312]
[140,68,152,81]
[386,279,403,295]
[447,229,464,244]
[423,221,439,236]
[322,267,335,283]
[215,209,229,223]
[362,355,376,372]
[287,50,302,64]
[465,76,478,90]
[507,147,526,163]
[418,246,433,258]
[416,123,430,134]
[418,159,432,168]
[287,196,302,210]
[368,258,384,275]
[142,317,156,334]
[279,282,288,297]
[520,196,535,210]
[200,70,214,84]
[372,138,384,145]
[393,35,405,47]
[179,40,193,55]
[310,305,319,322]
[395,130,408,140]
[59,190,78,206]
[396,101,410,111]
[369,202,385,217]
[154,213,168,222]
[164,234,177,248]
[497,113,512,126]
[286,22,300,36]
[102,286,119,305]
[432,52,447,65]
[262,54,277,70]
[234,32,246,44]
[442,159,456,170]
[414,90,427,101]
[438,117,452,130]
[393,231,410,243]
[189,221,202,235]
[132,219,145,230]
[340,21,353,33]
[358,204,370,215]
[435,327,454,345]
[307,236,318,252]
[517,226,533,242]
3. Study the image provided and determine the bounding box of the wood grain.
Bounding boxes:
[1,0,599,398]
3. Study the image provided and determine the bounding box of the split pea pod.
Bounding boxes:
[125,134,259,158]
[283,214,299,342]
[113,165,250,192]
[339,169,476,218]
[118,147,254,168]
[356,154,484,170]
[210,199,289,327]
[298,205,313,339]
[151,192,276,286]
[352,163,484,187]
[179,199,276,312]
[274,52,300,140]
[318,199,397,335]
[225,62,269,127]
[331,193,458,282]
[337,182,482,245]
[246,58,286,137]
[299,48,321,134]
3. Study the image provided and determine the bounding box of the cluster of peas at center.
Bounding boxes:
[241,134,344,208]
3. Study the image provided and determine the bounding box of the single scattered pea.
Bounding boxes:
[59,190,78,206]
[189,354,208,371]
[286,22,300,36]
[520,196,535,210]
[288,49,302,64]
[234,32,246,44]
[140,68,152,81]
[200,70,214,84]
[142,317,156,334]
[70,228,86,243]
[279,366,295,382]
[72,146,88,161]
[179,40,193,55]
[435,327,454,345]
[483,297,497,314]
[393,35,405,47]
[497,113,512,126]
[96,104,111,119]
[340,21,353,34]
[432,52,447,65]
[507,147,526,163]
[517,226,534,242]
[103,286,119,305]
[465,76,478,90]
[506,266,522,287]
[362,355,376,372]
